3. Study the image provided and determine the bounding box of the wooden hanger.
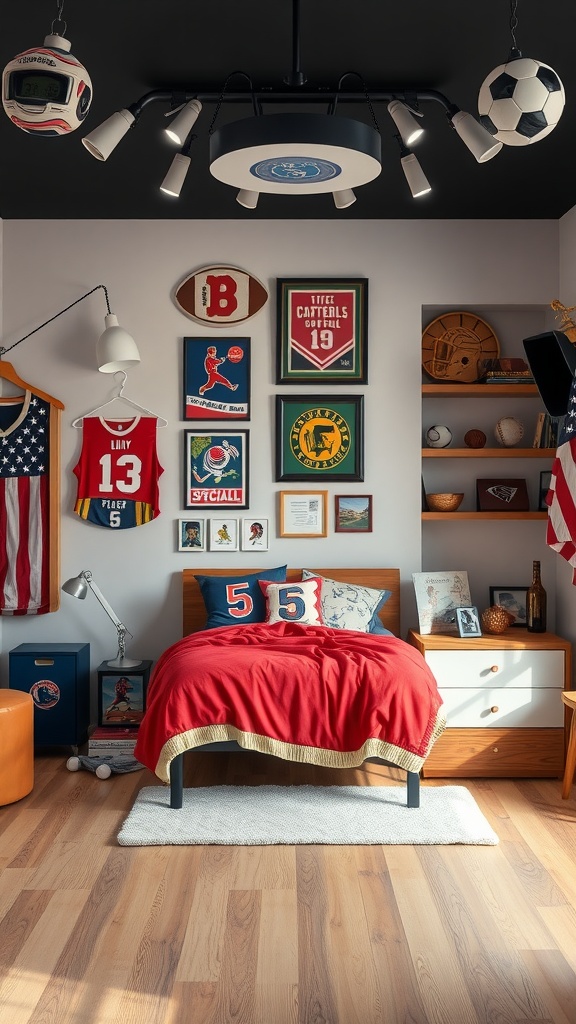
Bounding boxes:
[72,371,167,427]
[0,357,64,409]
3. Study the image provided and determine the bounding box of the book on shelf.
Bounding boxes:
[479,357,535,383]
[532,413,565,449]
[532,412,546,447]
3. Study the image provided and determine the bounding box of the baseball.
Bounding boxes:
[494,417,524,447]
[426,425,452,448]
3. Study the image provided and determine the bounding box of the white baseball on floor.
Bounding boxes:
[494,416,524,447]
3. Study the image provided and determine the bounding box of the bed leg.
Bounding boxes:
[406,770,420,808]
[170,753,184,809]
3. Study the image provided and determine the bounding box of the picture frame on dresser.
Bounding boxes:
[489,586,528,626]
[455,606,482,638]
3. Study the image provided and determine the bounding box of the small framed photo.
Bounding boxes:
[276,394,364,482]
[455,606,482,638]
[183,337,250,420]
[177,518,206,551]
[184,429,249,509]
[539,470,552,511]
[276,277,368,384]
[97,662,152,727]
[489,586,528,626]
[279,490,328,537]
[334,494,373,532]
[241,517,270,550]
[208,518,239,551]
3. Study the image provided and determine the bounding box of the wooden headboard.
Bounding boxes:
[183,567,401,637]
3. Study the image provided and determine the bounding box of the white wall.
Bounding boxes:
[0,218,560,706]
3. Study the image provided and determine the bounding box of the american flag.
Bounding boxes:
[546,375,576,581]
[0,393,50,614]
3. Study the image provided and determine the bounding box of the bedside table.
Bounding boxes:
[407,629,571,778]
[9,643,90,750]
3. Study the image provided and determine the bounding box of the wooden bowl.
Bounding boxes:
[425,492,464,512]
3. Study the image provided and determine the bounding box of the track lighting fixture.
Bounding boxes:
[387,100,425,147]
[165,98,202,146]
[395,136,431,198]
[236,189,260,209]
[333,189,357,209]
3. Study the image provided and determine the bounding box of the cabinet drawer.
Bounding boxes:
[423,727,564,777]
[439,686,564,727]
[425,648,564,690]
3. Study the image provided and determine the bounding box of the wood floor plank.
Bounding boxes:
[538,905,576,974]
[208,888,261,1024]
[296,846,339,1024]
[518,948,576,1024]
[175,846,236,983]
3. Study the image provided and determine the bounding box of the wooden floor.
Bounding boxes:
[1,751,576,1024]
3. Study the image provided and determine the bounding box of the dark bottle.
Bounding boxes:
[526,560,547,633]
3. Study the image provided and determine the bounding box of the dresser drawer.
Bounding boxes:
[439,686,564,727]
[423,727,565,777]
[425,648,564,690]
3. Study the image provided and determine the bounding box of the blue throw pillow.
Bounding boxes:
[195,566,287,628]
[369,615,394,636]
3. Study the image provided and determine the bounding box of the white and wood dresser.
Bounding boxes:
[407,628,572,778]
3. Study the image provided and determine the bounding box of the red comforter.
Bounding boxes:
[135,622,446,783]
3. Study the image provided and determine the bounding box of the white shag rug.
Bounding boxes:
[117,785,499,846]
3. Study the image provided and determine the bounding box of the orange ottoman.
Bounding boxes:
[0,689,34,805]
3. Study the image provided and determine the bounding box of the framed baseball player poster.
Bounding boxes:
[183,337,250,420]
[184,429,249,509]
[276,395,364,482]
[276,277,368,384]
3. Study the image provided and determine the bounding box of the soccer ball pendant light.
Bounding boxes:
[477,0,564,147]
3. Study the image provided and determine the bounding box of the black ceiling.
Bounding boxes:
[0,0,574,220]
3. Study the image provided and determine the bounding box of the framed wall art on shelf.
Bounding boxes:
[184,429,249,509]
[334,494,373,532]
[276,277,368,384]
[241,517,270,550]
[489,586,528,626]
[183,337,250,421]
[276,395,364,482]
[208,518,239,551]
[279,490,328,538]
[476,478,529,512]
[177,518,206,551]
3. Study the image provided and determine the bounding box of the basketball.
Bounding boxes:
[464,429,487,448]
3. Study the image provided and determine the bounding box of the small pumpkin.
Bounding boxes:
[481,604,514,634]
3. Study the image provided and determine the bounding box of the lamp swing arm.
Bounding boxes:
[79,570,133,648]
[0,284,111,358]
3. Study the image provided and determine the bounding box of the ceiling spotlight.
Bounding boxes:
[449,107,503,162]
[82,108,136,161]
[333,188,356,209]
[236,189,260,209]
[387,99,424,147]
[165,98,202,146]
[400,152,431,198]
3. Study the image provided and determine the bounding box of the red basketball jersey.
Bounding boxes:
[73,416,164,528]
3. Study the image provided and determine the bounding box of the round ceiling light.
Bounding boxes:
[209,113,382,195]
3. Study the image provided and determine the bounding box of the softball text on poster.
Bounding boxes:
[185,430,249,509]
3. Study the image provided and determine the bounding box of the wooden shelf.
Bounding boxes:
[422,511,548,521]
[422,447,555,458]
[422,383,539,396]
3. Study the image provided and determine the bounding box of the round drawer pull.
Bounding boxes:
[493,747,499,753]
[490,705,499,714]
[490,665,499,673]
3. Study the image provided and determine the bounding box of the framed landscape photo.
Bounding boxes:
[276,395,364,482]
[177,517,206,551]
[335,494,373,532]
[184,429,249,509]
[489,586,528,626]
[183,337,250,420]
[279,490,328,537]
[456,606,482,638]
[241,517,270,550]
[208,518,239,551]
[276,277,368,384]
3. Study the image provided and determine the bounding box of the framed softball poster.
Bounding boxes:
[183,337,250,420]
[184,429,249,509]
[276,277,368,384]
[276,395,364,482]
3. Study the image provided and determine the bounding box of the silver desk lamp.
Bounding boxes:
[62,569,140,668]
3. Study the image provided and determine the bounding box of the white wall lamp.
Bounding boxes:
[62,569,140,668]
[0,284,140,373]
[80,0,515,208]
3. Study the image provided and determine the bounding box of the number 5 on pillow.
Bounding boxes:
[259,578,324,626]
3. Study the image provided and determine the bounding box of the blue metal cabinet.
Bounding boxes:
[9,643,90,748]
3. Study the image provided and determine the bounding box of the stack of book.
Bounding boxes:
[479,357,535,383]
[88,725,139,757]
[532,412,566,449]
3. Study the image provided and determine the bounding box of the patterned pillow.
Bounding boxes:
[301,570,392,633]
[259,577,324,626]
[195,566,287,629]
